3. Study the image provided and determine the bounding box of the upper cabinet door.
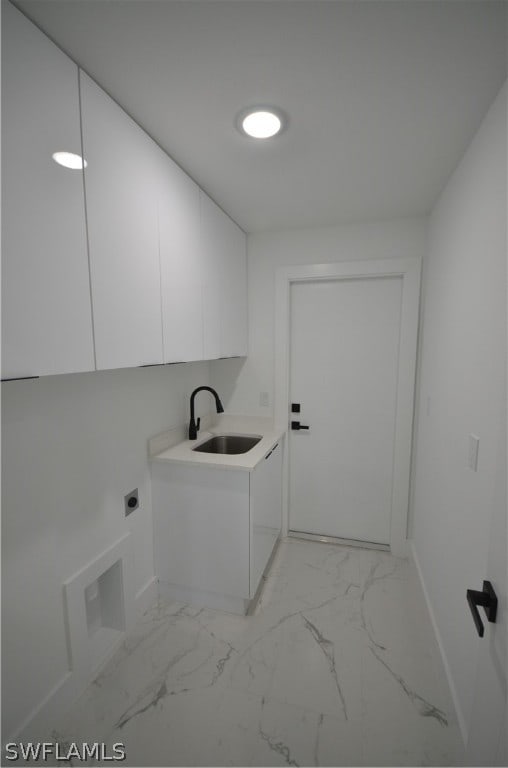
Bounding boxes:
[200,192,224,360]
[2,2,95,379]
[221,217,248,358]
[200,193,248,359]
[158,154,204,363]
[80,72,163,370]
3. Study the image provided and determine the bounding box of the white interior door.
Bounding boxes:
[289,276,403,545]
[465,420,507,766]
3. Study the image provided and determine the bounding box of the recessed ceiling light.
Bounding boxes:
[52,151,87,169]
[238,108,285,139]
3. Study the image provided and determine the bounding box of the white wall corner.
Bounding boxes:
[135,576,158,620]
[391,537,410,559]
[409,540,468,746]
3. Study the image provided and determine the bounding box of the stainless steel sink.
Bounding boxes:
[192,434,261,454]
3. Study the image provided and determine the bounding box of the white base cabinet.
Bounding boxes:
[151,439,283,614]
[152,464,251,610]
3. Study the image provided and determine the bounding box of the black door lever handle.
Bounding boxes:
[467,581,497,637]
[291,421,310,430]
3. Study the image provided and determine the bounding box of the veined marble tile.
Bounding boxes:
[266,606,363,720]
[360,644,464,766]
[31,537,464,767]
[313,711,364,767]
[252,695,323,767]
[199,688,323,767]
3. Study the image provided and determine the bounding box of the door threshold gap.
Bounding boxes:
[288,530,389,552]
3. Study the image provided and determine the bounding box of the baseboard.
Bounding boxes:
[5,671,75,746]
[4,574,157,749]
[410,540,468,745]
[157,580,249,615]
[135,576,158,619]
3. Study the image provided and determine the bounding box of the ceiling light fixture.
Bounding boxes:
[238,107,285,139]
[52,151,87,169]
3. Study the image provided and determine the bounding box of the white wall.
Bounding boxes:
[1,361,210,740]
[211,218,426,417]
[412,82,507,740]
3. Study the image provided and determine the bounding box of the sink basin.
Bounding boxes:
[192,434,262,455]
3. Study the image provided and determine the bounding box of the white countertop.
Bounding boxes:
[150,415,286,472]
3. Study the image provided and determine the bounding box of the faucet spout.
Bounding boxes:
[188,386,224,440]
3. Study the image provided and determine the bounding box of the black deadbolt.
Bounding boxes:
[467,581,497,637]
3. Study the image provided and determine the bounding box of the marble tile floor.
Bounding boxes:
[39,538,465,766]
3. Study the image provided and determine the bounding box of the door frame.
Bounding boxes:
[274,258,421,557]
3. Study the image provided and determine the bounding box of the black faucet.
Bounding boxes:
[188,386,224,440]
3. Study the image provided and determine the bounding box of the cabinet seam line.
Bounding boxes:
[248,473,251,599]
[199,193,206,360]
[78,68,98,371]
[156,202,166,362]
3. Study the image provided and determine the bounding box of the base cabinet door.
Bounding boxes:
[250,440,283,598]
[152,463,250,600]
[2,3,94,379]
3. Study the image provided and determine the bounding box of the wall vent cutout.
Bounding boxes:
[64,533,135,693]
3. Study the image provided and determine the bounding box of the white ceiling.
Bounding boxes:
[13,0,507,233]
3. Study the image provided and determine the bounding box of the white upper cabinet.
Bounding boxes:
[3,5,247,377]
[2,2,95,379]
[157,154,204,363]
[79,72,163,370]
[200,192,248,359]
